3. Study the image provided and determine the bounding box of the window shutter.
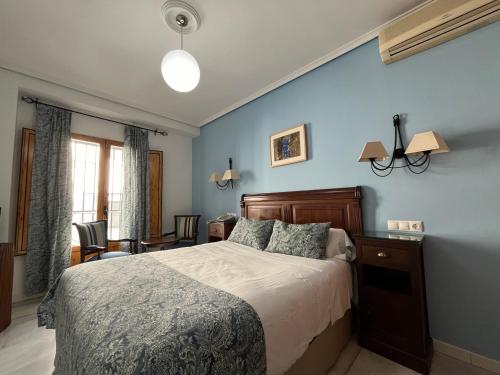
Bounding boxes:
[15,128,164,257]
[15,128,36,255]
[149,150,163,238]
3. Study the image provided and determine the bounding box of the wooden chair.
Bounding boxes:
[141,214,201,250]
[73,220,137,263]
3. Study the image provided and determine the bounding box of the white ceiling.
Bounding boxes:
[0,0,424,127]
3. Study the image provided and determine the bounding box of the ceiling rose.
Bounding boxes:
[161,0,201,34]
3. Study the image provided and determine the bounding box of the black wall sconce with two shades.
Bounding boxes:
[358,114,450,177]
[209,158,240,190]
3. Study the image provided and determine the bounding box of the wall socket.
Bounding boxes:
[387,220,424,232]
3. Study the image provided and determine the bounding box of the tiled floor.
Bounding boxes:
[0,300,496,375]
[0,300,55,375]
[342,348,496,375]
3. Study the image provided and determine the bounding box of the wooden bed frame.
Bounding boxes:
[241,186,363,235]
[241,186,363,374]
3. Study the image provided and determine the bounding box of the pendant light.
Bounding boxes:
[160,1,201,93]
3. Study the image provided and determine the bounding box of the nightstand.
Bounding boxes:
[208,222,235,242]
[353,232,432,375]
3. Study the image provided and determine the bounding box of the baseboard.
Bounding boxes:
[433,339,500,374]
[12,293,44,306]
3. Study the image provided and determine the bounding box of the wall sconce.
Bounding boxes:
[358,114,449,177]
[209,158,240,190]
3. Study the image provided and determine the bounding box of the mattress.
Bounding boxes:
[149,240,352,375]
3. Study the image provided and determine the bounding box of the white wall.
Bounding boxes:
[0,68,195,303]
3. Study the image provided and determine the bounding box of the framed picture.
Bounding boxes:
[269,124,307,167]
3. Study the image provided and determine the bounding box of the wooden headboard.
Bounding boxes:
[240,187,363,235]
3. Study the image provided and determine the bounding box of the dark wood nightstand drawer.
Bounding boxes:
[208,222,235,242]
[362,245,412,270]
[209,223,223,237]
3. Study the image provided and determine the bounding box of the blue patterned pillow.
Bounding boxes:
[265,221,330,259]
[227,217,275,250]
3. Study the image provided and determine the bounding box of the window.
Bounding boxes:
[15,128,163,260]
[69,135,129,245]
[69,138,124,243]
[71,139,101,244]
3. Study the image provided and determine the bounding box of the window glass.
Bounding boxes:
[107,146,123,240]
[71,139,100,244]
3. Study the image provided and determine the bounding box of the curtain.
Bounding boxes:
[25,104,73,295]
[120,126,150,252]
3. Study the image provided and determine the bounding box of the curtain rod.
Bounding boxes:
[21,96,168,136]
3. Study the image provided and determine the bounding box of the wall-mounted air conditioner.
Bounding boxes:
[379,0,499,64]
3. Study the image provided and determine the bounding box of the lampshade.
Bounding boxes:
[358,142,389,162]
[222,169,240,181]
[405,131,449,155]
[208,172,222,182]
[161,49,200,93]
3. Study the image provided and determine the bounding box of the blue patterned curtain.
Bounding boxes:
[120,126,150,252]
[25,104,73,294]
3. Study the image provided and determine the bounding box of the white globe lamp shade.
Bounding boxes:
[161,49,200,92]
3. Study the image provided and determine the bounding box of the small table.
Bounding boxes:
[141,236,178,251]
[208,222,235,242]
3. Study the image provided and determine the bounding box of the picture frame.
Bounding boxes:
[269,124,307,167]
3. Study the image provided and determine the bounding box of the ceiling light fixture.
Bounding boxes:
[358,114,450,177]
[161,1,201,93]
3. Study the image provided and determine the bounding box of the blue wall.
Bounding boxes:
[193,22,500,359]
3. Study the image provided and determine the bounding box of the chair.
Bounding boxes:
[141,214,201,250]
[73,220,137,263]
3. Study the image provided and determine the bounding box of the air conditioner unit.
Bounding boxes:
[379,0,500,64]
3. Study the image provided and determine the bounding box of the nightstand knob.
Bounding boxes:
[377,251,389,258]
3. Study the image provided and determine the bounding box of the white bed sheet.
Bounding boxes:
[149,240,352,375]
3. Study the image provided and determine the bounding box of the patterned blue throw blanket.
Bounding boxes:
[38,254,266,375]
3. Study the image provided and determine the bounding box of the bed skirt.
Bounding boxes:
[285,310,352,375]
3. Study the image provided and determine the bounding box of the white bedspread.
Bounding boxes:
[149,241,352,375]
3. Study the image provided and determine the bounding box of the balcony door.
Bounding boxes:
[70,135,125,245]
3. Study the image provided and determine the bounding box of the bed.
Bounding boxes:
[39,186,363,375]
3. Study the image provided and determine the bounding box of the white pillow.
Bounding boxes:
[325,228,356,260]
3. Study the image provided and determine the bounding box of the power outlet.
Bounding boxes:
[387,220,424,232]
[408,221,424,232]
